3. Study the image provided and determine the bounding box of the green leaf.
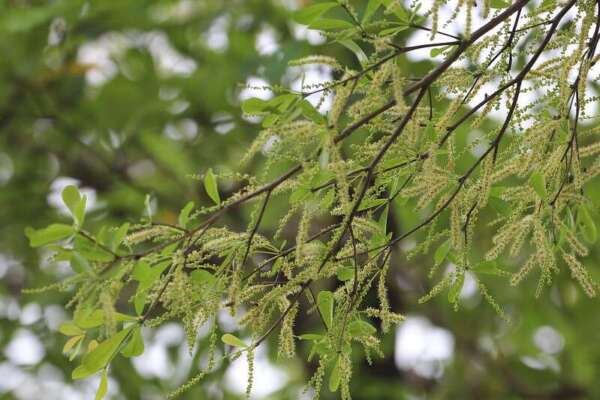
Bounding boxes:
[299,333,323,341]
[111,223,130,252]
[540,0,556,9]
[59,321,85,336]
[300,99,326,124]
[448,274,464,304]
[121,326,144,357]
[378,203,389,235]
[336,266,355,282]
[290,187,310,204]
[490,0,510,8]
[489,196,511,216]
[293,2,338,25]
[134,292,146,316]
[362,0,382,23]
[528,171,547,200]
[133,260,168,286]
[133,261,169,314]
[329,357,341,392]
[241,97,269,114]
[317,290,334,329]
[204,168,220,205]
[74,309,138,330]
[309,18,354,31]
[268,94,298,113]
[73,327,133,380]
[473,260,505,276]
[63,335,83,354]
[144,194,153,221]
[95,369,108,400]
[311,340,333,357]
[347,320,377,337]
[381,0,409,21]
[578,205,597,244]
[74,235,115,262]
[434,239,451,266]
[379,26,408,36]
[320,189,335,210]
[74,307,103,329]
[25,224,75,247]
[178,201,194,228]
[190,269,217,286]
[62,185,85,226]
[69,338,84,361]
[74,196,87,227]
[221,333,247,348]
[430,46,450,57]
[358,197,387,212]
[338,39,369,66]
[70,252,92,275]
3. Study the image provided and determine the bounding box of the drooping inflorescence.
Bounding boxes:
[25,1,600,399]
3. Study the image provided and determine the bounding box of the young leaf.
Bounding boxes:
[25,224,75,247]
[338,39,369,66]
[63,335,83,354]
[379,26,408,36]
[382,0,409,21]
[490,0,510,8]
[190,269,217,286]
[144,194,153,221]
[358,197,387,212]
[577,205,597,244]
[309,18,354,31]
[73,195,87,227]
[178,201,194,228]
[317,290,334,329]
[362,0,382,23]
[74,309,138,330]
[448,274,464,304]
[74,235,115,262]
[133,261,157,286]
[69,338,84,362]
[121,326,144,357]
[336,266,355,282]
[74,308,104,329]
[347,320,377,337]
[540,0,556,8]
[329,357,341,392]
[489,196,511,216]
[430,46,450,57]
[473,260,505,276]
[434,239,451,266]
[72,326,133,380]
[204,168,220,205]
[95,369,108,400]
[299,99,326,124]
[241,97,269,114]
[221,333,247,348]
[88,340,98,352]
[62,185,81,214]
[298,333,323,341]
[59,321,85,336]
[293,2,338,25]
[528,171,547,200]
[111,222,130,252]
[62,185,86,226]
[70,252,92,275]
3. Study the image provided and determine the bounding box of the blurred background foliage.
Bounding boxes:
[1,0,600,399]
